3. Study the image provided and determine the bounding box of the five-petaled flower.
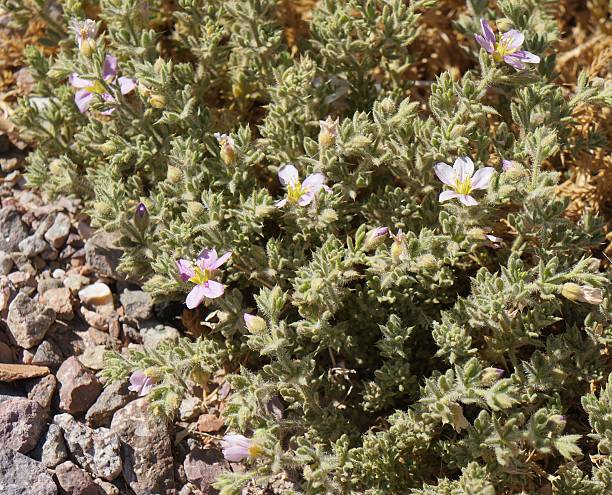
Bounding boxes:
[434,157,495,206]
[128,370,154,396]
[70,18,98,56]
[214,132,236,165]
[176,248,231,308]
[475,19,540,70]
[221,434,262,462]
[275,164,331,207]
[69,55,136,114]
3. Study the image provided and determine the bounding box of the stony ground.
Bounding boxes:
[0,154,235,494]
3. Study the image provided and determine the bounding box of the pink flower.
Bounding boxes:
[434,157,495,206]
[221,434,261,462]
[275,164,331,207]
[475,19,540,70]
[176,248,231,308]
[70,18,97,55]
[214,132,236,165]
[69,55,136,113]
[502,159,517,172]
[128,371,154,396]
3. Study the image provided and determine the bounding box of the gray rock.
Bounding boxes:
[44,213,71,249]
[0,250,13,275]
[111,398,175,494]
[54,413,122,481]
[94,480,119,495]
[119,290,153,320]
[0,446,57,495]
[25,374,57,409]
[78,346,106,371]
[32,340,64,369]
[56,356,102,414]
[18,234,47,257]
[7,293,56,348]
[64,274,91,292]
[56,460,103,495]
[86,381,134,428]
[0,397,46,453]
[85,232,125,281]
[183,448,228,494]
[140,323,180,349]
[31,423,68,468]
[0,206,29,252]
[38,277,63,295]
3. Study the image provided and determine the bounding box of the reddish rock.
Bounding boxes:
[55,461,103,495]
[183,448,228,494]
[196,414,224,433]
[40,287,74,320]
[56,356,102,414]
[0,397,46,453]
[0,363,50,381]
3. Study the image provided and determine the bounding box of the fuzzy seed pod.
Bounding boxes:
[150,94,166,109]
[167,166,182,183]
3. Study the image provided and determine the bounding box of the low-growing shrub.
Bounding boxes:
[4,0,612,493]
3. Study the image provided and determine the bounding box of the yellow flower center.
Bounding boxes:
[85,80,106,94]
[454,177,472,195]
[188,265,212,285]
[248,444,263,458]
[287,182,305,204]
[494,39,517,59]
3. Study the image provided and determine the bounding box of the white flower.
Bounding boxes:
[434,157,495,206]
[275,164,331,207]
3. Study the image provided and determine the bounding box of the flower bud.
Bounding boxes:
[549,414,566,427]
[496,18,514,32]
[481,367,504,385]
[138,82,152,98]
[49,159,63,175]
[149,94,166,109]
[449,125,466,139]
[390,230,406,261]
[80,38,96,56]
[363,227,388,251]
[167,166,182,183]
[318,116,339,149]
[416,254,437,269]
[243,313,267,334]
[561,283,603,305]
[380,97,395,114]
[214,133,235,166]
[186,201,206,217]
[134,202,149,230]
[99,141,117,154]
[93,202,112,216]
[154,58,164,74]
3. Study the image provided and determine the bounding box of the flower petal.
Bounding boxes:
[459,194,479,206]
[118,76,137,95]
[201,280,225,299]
[297,192,315,206]
[69,73,91,89]
[222,446,249,462]
[453,157,474,182]
[197,248,218,270]
[434,163,456,186]
[103,55,118,81]
[513,50,540,64]
[439,190,460,202]
[186,284,208,309]
[278,164,299,186]
[475,34,494,53]
[480,18,496,45]
[500,30,524,51]
[275,198,288,208]
[302,173,326,193]
[176,259,195,281]
[503,54,525,70]
[212,251,231,270]
[471,167,495,189]
[502,159,515,172]
[74,90,94,113]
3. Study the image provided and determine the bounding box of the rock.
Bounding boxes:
[56,461,103,495]
[38,277,63,294]
[140,323,180,349]
[80,307,111,330]
[56,357,102,414]
[86,381,133,428]
[44,213,71,249]
[0,286,10,312]
[18,234,47,257]
[39,287,74,320]
[54,413,122,481]
[196,414,224,433]
[0,363,50,381]
[31,423,68,467]
[78,345,106,371]
[119,290,153,320]
[0,341,14,362]
[0,397,46,453]
[94,480,119,495]
[111,398,176,494]
[26,374,57,409]
[32,340,64,369]
[6,293,56,348]
[183,448,228,494]
[180,396,202,421]
[0,250,13,275]
[0,206,29,252]
[85,232,125,281]
[0,446,57,495]
[64,274,90,292]
[79,283,113,307]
